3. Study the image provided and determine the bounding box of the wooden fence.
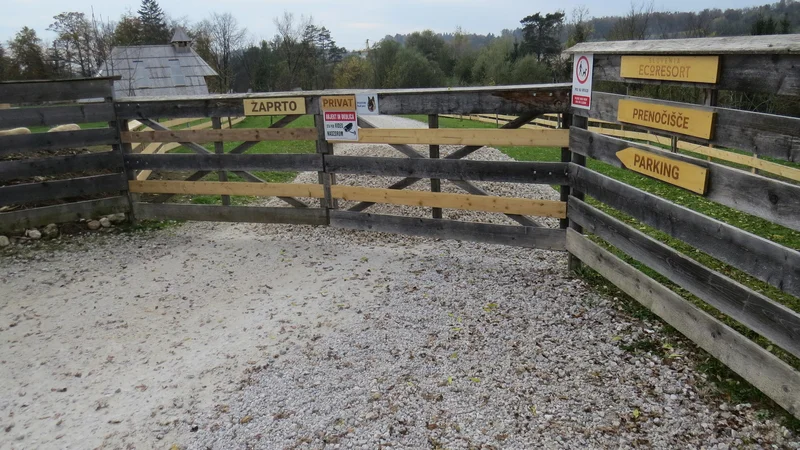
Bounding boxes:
[564,35,800,417]
[0,34,798,419]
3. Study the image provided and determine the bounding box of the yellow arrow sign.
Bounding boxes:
[617,99,715,139]
[616,147,709,195]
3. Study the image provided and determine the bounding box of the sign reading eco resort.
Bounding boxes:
[243,97,306,116]
[620,55,720,84]
[321,95,358,141]
[617,99,715,139]
[616,147,709,194]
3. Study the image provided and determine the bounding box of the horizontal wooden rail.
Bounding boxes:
[0,197,128,233]
[569,164,800,299]
[570,127,800,232]
[331,211,566,251]
[330,185,566,218]
[0,173,127,207]
[133,203,328,226]
[355,128,569,147]
[565,228,800,419]
[125,153,322,173]
[325,156,569,185]
[575,92,800,163]
[0,77,116,103]
[128,180,325,198]
[569,196,800,359]
[0,128,119,156]
[0,152,123,182]
[121,127,317,144]
[0,103,115,129]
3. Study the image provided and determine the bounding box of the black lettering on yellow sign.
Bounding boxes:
[320,95,356,111]
[243,97,306,116]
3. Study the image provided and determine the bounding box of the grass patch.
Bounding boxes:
[165,115,316,205]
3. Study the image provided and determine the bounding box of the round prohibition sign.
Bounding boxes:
[575,55,590,84]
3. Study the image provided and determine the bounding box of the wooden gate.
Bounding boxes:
[563,35,800,417]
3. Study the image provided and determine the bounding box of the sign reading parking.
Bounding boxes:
[571,53,593,110]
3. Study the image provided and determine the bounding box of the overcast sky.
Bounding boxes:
[2,0,768,50]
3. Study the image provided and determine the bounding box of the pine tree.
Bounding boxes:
[137,0,170,44]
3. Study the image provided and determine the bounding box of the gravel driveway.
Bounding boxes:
[0,116,796,449]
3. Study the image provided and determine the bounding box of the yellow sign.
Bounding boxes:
[321,95,356,111]
[617,147,709,194]
[244,97,306,116]
[617,99,715,139]
[620,55,720,84]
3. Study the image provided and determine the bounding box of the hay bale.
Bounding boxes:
[48,124,81,133]
[0,127,31,136]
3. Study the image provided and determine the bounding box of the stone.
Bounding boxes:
[0,236,9,247]
[87,220,102,231]
[26,229,42,240]
[60,222,83,235]
[108,213,127,224]
[99,218,112,228]
[42,223,59,239]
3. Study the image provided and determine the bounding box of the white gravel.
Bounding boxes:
[0,116,797,449]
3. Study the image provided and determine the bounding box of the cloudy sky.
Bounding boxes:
[2,0,767,50]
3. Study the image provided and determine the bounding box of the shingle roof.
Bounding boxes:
[171,27,192,43]
[100,45,218,97]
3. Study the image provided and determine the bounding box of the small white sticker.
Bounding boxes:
[355,93,379,115]
[571,53,593,110]
[324,110,358,141]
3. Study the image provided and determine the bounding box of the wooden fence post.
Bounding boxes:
[428,114,442,219]
[568,114,588,273]
[314,113,336,212]
[212,117,230,206]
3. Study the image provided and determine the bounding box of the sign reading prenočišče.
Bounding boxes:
[617,99,715,139]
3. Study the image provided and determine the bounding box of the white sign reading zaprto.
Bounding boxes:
[571,53,593,110]
[355,93,379,115]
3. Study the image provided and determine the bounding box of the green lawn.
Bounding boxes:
[167,115,317,205]
[405,114,800,425]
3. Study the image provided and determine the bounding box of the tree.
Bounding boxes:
[751,13,778,35]
[0,44,9,81]
[511,54,552,84]
[471,38,514,85]
[520,11,565,62]
[200,13,247,93]
[113,14,143,46]
[334,56,373,88]
[272,12,314,89]
[368,39,401,88]
[7,27,50,80]
[780,13,792,33]
[567,6,593,47]
[138,0,170,44]
[48,12,103,77]
[385,48,443,88]
[607,1,655,40]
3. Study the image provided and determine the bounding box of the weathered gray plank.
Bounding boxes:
[124,153,322,172]
[331,210,566,251]
[0,152,123,182]
[0,78,115,103]
[0,103,116,129]
[574,92,800,162]
[569,165,800,299]
[0,196,129,233]
[114,84,572,119]
[0,173,127,207]
[570,127,800,231]
[569,196,800,358]
[429,114,442,219]
[565,229,800,419]
[446,112,539,160]
[0,128,118,155]
[592,54,800,97]
[133,203,328,225]
[139,119,211,155]
[567,35,800,55]
[325,156,569,184]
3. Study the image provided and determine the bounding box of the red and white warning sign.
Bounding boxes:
[571,53,593,110]
[324,111,358,141]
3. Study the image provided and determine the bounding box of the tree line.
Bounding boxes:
[0,0,796,94]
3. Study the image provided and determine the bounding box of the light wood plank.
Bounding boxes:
[566,35,800,55]
[355,128,569,147]
[122,127,317,144]
[330,185,566,218]
[128,180,325,199]
[566,228,800,419]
